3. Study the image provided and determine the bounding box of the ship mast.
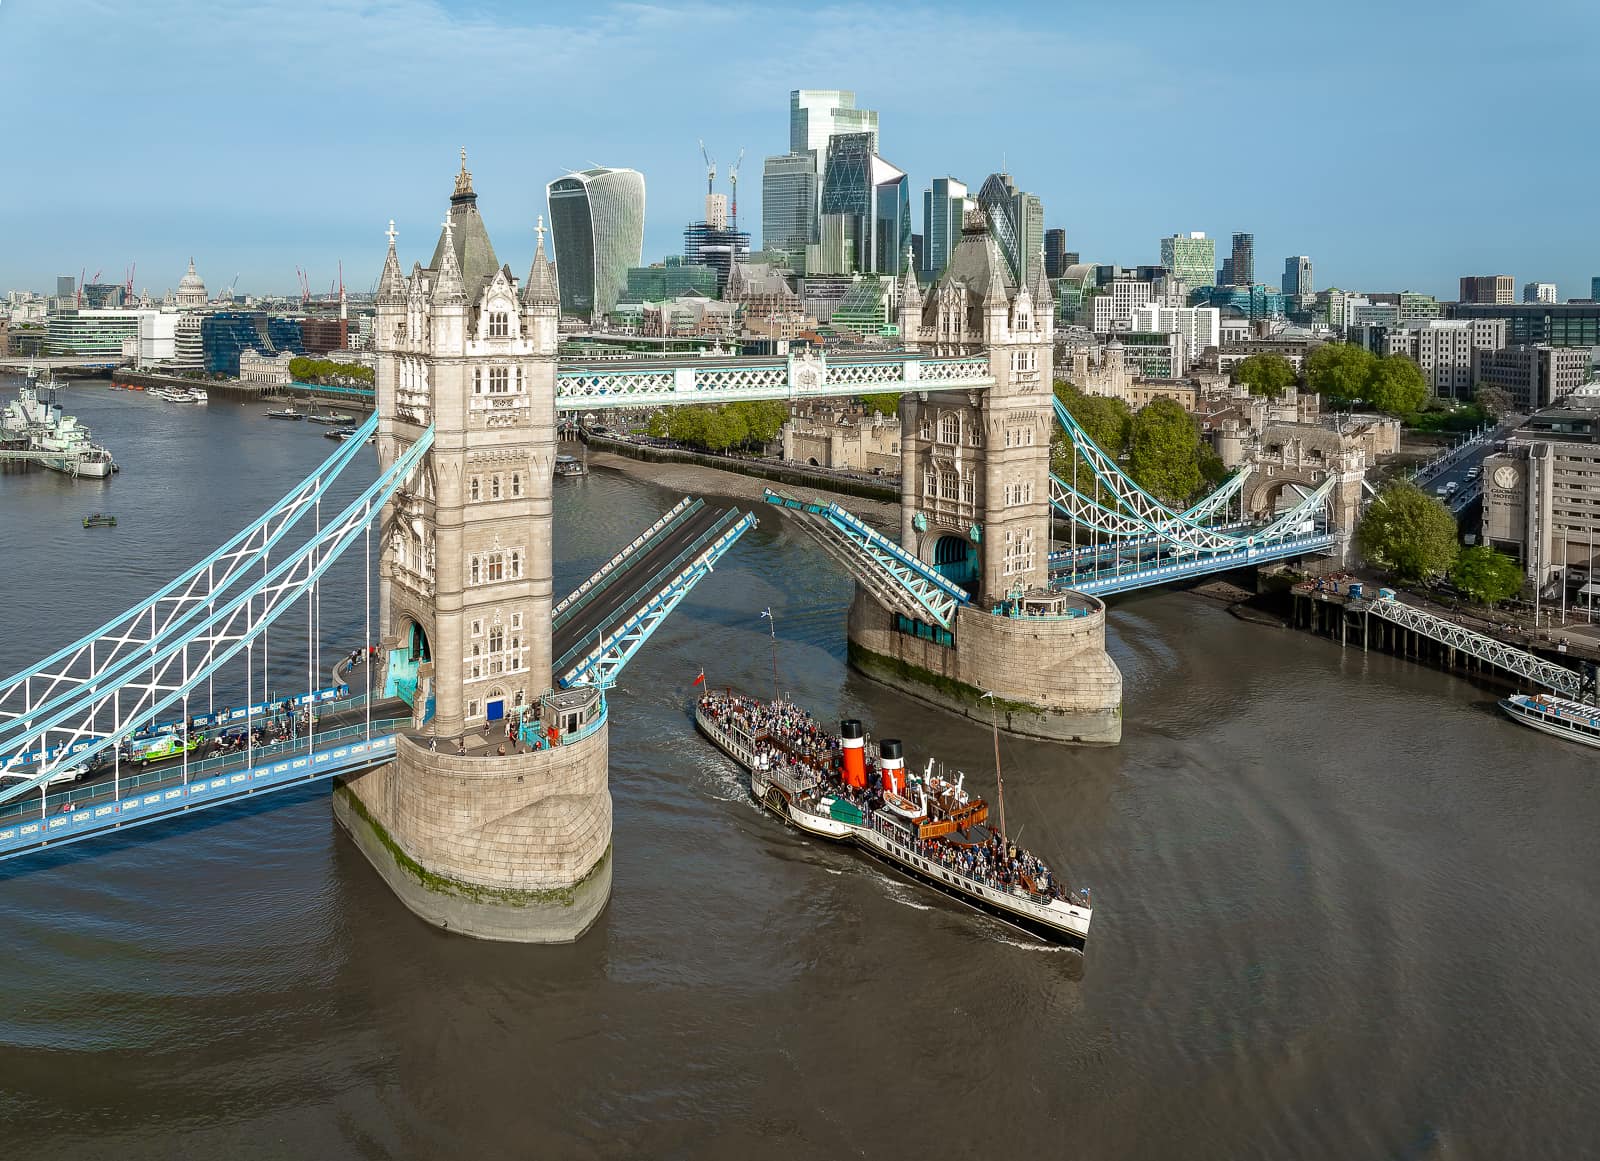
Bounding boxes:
[760,607,780,702]
[981,691,1006,839]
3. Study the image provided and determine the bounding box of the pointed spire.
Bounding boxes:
[377,218,407,304]
[432,218,466,305]
[898,245,921,303]
[1029,245,1053,306]
[523,214,559,308]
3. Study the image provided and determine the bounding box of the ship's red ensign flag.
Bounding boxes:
[692,669,706,688]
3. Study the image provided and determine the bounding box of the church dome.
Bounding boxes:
[177,258,207,306]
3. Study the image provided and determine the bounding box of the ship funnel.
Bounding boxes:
[879,739,906,795]
[839,719,867,788]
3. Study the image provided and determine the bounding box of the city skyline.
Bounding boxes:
[0,0,1593,299]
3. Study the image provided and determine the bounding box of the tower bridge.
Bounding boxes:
[0,158,1361,944]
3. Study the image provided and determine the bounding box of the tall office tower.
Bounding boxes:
[1044,228,1067,279]
[761,152,817,273]
[977,172,1044,285]
[1523,281,1557,304]
[1160,232,1216,292]
[1283,255,1313,300]
[1229,233,1254,287]
[790,89,878,161]
[814,132,909,276]
[1592,276,1600,302]
[55,276,75,301]
[1459,274,1514,304]
[546,166,646,320]
[1219,257,1235,287]
[922,177,970,280]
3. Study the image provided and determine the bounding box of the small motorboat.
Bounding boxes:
[266,407,303,421]
[307,410,355,426]
[323,426,359,442]
[83,513,117,528]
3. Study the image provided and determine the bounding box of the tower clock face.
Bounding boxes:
[1493,465,1518,490]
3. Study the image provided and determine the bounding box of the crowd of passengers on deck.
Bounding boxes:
[700,691,1089,908]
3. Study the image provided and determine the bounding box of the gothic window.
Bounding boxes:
[489,312,509,338]
[470,644,482,679]
[942,471,959,501]
[469,476,481,502]
[961,474,976,505]
[468,698,480,719]
[491,475,502,500]
[469,556,481,585]
[489,367,510,394]
[919,416,933,441]
[488,625,504,653]
[509,550,522,578]
[938,413,960,445]
[924,467,939,499]
[486,552,504,582]
[510,611,523,630]
[472,619,483,638]
[511,473,522,497]
[473,369,483,395]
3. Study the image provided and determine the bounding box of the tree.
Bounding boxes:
[1127,398,1201,505]
[1304,342,1375,403]
[1366,354,1428,415]
[1450,545,1525,605]
[1233,352,1297,399]
[1052,381,1131,458]
[1475,384,1515,419]
[1356,481,1459,582]
[859,392,900,417]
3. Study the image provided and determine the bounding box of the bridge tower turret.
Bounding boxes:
[336,157,612,943]
[850,221,1122,743]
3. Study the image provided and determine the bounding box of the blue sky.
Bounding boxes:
[0,0,1592,301]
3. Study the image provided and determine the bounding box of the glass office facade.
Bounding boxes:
[546,167,646,320]
[923,177,969,281]
[761,152,817,274]
[620,259,718,304]
[978,172,1043,286]
[201,313,304,375]
[1448,303,1600,348]
[1160,233,1216,295]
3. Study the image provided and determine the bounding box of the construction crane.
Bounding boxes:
[296,266,311,305]
[124,262,136,301]
[223,274,239,302]
[698,139,716,196]
[728,147,745,231]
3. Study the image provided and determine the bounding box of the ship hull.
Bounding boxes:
[1500,697,1600,749]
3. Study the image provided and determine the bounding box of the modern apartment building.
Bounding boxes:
[1381,318,1507,399]
[546,166,647,320]
[1472,344,1592,411]
[1459,274,1514,304]
[1159,232,1216,293]
[1090,278,1154,333]
[1524,281,1558,304]
[1129,303,1221,366]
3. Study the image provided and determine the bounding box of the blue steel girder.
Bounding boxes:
[1183,466,1254,522]
[763,491,970,629]
[0,429,435,804]
[559,511,757,689]
[1060,531,1339,596]
[0,412,379,731]
[553,497,697,629]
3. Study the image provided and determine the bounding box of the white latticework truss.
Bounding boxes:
[1366,598,1583,696]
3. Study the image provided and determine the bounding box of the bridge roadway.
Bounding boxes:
[552,500,737,666]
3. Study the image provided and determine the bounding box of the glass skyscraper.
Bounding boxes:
[977,172,1043,286]
[817,133,909,277]
[762,90,880,278]
[1282,256,1313,300]
[922,177,969,281]
[1160,232,1216,293]
[790,90,878,161]
[546,167,646,320]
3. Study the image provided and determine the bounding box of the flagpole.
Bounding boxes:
[761,608,780,702]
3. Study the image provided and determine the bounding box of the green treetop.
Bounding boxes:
[1127,397,1201,506]
[1450,545,1525,605]
[1366,354,1428,416]
[1356,481,1459,581]
[1233,352,1297,399]
[1304,343,1375,403]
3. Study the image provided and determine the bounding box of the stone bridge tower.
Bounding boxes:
[846,218,1123,744]
[335,156,613,943]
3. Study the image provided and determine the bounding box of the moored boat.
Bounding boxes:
[83,512,117,528]
[694,690,1093,948]
[266,407,304,421]
[555,453,588,478]
[1499,692,1600,748]
[323,426,359,441]
[307,409,355,425]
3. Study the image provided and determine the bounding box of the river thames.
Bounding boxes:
[0,382,1594,1159]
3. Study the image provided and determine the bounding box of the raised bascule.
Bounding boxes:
[0,158,1361,947]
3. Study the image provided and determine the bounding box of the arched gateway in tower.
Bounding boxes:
[331,158,758,942]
